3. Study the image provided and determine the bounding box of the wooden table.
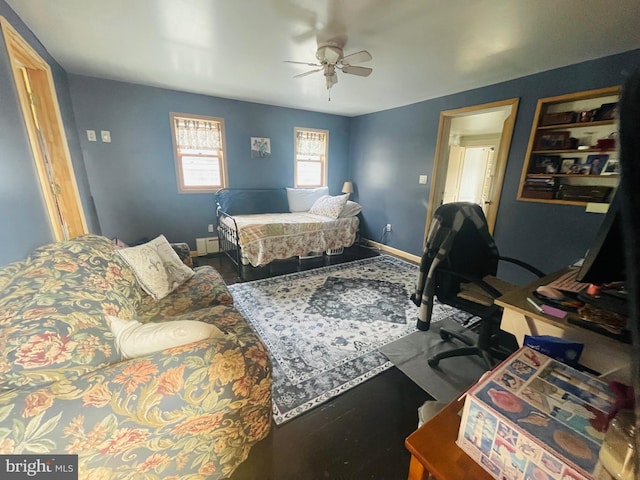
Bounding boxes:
[405,398,491,480]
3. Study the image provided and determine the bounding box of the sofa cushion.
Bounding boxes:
[286,186,329,212]
[137,265,233,322]
[0,235,141,391]
[309,194,349,219]
[0,260,25,291]
[107,316,225,359]
[118,235,194,300]
[216,188,289,215]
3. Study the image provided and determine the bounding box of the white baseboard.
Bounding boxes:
[361,239,421,264]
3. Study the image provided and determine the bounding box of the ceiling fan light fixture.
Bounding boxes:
[316,44,342,64]
[286,44,372,100]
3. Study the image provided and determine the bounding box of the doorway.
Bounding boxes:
[425,98,519,237]
[1,17,87,240]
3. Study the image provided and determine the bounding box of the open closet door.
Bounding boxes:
[1,17,87,240]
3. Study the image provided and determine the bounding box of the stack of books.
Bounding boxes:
[522,176,556,199]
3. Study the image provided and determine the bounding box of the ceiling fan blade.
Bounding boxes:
[294,68,323,78]
[284,60,322,67]
[341,50,372,65]
[342,65,373,77]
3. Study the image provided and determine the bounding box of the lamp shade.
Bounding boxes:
[342,181,354,194]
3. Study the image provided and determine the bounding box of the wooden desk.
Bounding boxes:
[405,398,491,480]
[495,268,631,375]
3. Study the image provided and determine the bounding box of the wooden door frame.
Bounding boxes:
[425,98,519,239]
[1,17,87,240]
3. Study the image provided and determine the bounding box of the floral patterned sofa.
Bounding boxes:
[0,234,272,479]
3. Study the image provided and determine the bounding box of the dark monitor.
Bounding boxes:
[575,191,626,285]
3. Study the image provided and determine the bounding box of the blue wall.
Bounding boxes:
[0,0,99,266]
[68,76,350,247]
[2,0,639,277]
[350,50,640,281]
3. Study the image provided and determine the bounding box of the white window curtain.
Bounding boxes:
[296,130,326,157]
[175,118,221,152]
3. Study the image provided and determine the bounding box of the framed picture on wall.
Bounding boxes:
[251,137,271,158]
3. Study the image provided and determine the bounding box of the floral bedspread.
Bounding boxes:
[221,213,359,266]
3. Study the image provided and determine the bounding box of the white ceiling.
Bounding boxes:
[6,0,640,117]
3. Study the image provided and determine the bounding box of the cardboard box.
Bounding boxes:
[457,347,615,480]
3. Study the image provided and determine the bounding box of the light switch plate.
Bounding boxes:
[419,175,428,184]
[101,130,111,143]
[86,130,97,142]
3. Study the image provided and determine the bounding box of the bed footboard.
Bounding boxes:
[216,206,242,278]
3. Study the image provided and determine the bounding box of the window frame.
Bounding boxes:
[170,112,228,193]
[294,127,329,188]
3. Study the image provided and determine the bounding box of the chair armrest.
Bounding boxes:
[498,256,545,278]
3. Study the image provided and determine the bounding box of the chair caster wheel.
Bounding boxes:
[439,330,451,341]
[428,358,439,368]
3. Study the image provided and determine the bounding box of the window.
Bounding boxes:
[294,127,328,187]
[171,113,227,193]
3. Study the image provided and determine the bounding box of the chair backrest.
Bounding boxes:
[413,202,500,329]
[437,204,499,280]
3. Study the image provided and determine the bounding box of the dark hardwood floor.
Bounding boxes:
[196,247,434,480]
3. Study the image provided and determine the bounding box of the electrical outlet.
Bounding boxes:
[385,223,392,232]
[86,130,97,142]
[101,130,111,143]
[207,224,214,233]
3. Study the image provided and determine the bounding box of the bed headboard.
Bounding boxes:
[215,188,290,215]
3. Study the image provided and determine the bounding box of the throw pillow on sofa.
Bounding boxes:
[309,194,349,219]
[107,316,225,359]
[118,234,194,300]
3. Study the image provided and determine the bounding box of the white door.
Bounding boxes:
[442,146,495,215]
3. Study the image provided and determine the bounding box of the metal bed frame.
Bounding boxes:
[216,205,244,278]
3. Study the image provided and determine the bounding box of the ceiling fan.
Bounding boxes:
[285,42,373,93]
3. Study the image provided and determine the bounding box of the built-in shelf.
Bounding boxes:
[518,86,621,206]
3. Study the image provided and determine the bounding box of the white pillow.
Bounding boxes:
[118,235,194,300]
[286,187,329,212]
[338,200,362,218]
[107,316,225,359]
[309,194,349,219]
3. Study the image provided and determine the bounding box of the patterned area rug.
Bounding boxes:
[228,255,470,424]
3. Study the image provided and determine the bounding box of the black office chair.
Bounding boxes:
[411,202,545,370]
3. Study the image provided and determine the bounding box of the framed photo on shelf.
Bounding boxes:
[529,155,561,174]
[567,157,592,175]
[586,154,609,175]
[535,131,570,150]
[593,102,618,121]
[601,158,620,175]
[560,157,579,174]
